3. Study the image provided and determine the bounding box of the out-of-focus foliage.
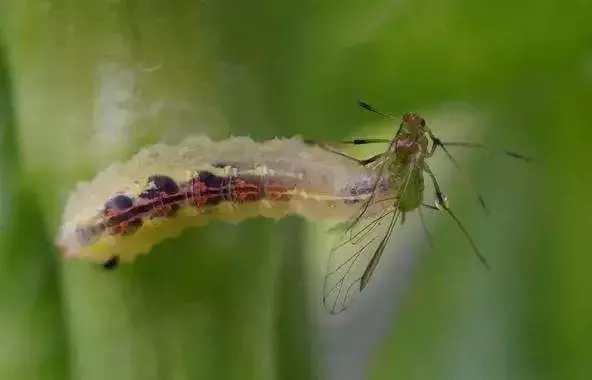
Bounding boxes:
[0,0,591,379]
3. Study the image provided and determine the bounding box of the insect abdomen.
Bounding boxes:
[397,168,424,213]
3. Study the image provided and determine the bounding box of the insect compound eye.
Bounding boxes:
[104,194,134,213]
[420,118,426,127]
[140,175,180,199]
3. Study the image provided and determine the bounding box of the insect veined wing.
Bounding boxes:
[345,138,398,231]
[322,204,403,315]
[322,159,417,314]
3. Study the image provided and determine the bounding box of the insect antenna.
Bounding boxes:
[358,100,399,121]
[424,164,490,270]
[358,100,407,137]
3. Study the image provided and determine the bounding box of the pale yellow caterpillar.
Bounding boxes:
[56,135,392,269]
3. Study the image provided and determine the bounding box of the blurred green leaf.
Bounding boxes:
[1,1,592,380]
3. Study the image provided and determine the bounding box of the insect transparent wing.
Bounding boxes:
[345,141,398,230]
[322,203,403,315]
[322,152,419,314]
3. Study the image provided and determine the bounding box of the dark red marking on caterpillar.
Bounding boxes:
[103,194,143,236]
[103,192,187,228]
[266,182,293,201]
[139,175,181,218]
[97,168,296,238]
[188,171,233,206]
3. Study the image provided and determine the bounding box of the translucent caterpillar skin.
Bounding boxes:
[56,136,393,264]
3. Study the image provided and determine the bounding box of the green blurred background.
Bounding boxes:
[0,0,591,379]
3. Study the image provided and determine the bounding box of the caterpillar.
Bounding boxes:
[55,135,393,269]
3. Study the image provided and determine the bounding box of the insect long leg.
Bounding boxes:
[303,140,368,165]
[303,139,387,167]
[426,131,532,213]
[339,138,391,145]
[423,163,490,269]
[304,136,391,167]
[439,142,532,162]
[426,130,489,213]
[303,138,390,147]
[421,203,439,210]
[418,206,436,252]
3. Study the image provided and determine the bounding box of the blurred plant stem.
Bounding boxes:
[0,1,315,379]
[1,37,70,379]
